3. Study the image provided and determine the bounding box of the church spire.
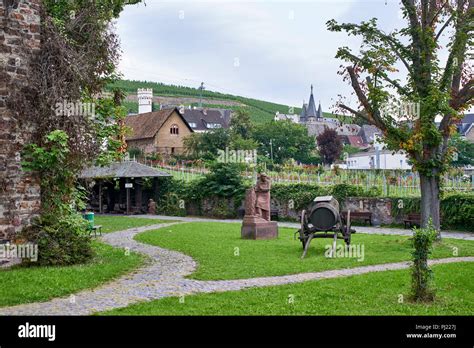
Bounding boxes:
[306,84,317,118]
[317,101,323,119]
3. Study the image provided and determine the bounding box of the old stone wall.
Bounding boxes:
[182,196,397,226]
[0,0,41,240]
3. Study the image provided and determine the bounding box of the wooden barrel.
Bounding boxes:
[308,196,340,231]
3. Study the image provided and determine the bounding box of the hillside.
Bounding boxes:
[107,79,345,124]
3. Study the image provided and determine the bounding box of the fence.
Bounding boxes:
[138,160,473,198]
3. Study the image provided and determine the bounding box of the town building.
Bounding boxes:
[346,149,411,170]
[458,113,474,142]
[178,107,230,133]
[136,89,231,133]
[125,108,193,155]
[274,112,299,123]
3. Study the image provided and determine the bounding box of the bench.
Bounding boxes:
[341,211,372,226]
[404,213,421,229]
[88,225,102,237]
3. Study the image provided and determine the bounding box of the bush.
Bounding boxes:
[20,215,93,266]
[411,222,437,302]
[271,183,381,211]
[272,183,330,210]
[440,194,474,229]
[199,163,246,200]
[21,130,93,266]
[392,194,474,230]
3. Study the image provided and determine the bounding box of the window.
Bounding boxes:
[188,122,197,128]
[206,123,222,129]
[170,124,179,135]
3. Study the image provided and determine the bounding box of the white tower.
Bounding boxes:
[137,88,153,114]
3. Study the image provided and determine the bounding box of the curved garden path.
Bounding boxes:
[0,220,472,316]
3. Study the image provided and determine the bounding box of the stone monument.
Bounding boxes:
[241,173,278,239]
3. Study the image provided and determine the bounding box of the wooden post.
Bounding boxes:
[135,178,142,213]
[98,181,102,214]
[126,179,130,215]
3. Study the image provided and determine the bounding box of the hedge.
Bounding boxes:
[391,194,474,231]
[154,177,472,231]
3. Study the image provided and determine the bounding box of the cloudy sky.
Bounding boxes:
[115,0,413,111]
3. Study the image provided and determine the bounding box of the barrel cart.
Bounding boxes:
[297,196,355,258]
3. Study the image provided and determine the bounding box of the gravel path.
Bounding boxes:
[0,221,472,316]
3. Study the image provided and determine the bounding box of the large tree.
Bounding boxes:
[328,0,473,233]
[253,120,319,164]
[317,127,343,165]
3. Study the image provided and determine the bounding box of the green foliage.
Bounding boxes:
[210,198,236,219]
[449,133,474,167]
[253,120,318,165]
[440,194,474,229]
[44,0,141,21]
[20,215,92,266]
[271,183,381,210]
[93,96,128,166]
[331,183,381,201]
[230,108,254,139]
[341,145,361,159]
[21,131,93,265]
[411,222,437,302]
[327,2,474,230]
[392,194,474,230]
[128,147,143,159]
[183,128,231,160]
[200,163,246,199]
[22,130,82,215]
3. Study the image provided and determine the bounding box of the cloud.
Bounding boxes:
[116,0,470,113]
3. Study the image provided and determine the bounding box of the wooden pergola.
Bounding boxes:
[79,161,171,214]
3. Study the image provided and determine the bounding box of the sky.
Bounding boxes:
[115,0,431,111]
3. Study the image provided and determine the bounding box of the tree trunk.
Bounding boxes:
[419,173,441,238]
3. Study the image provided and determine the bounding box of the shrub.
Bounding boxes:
[440,194,474,229]
[21,130,93,266]
[271,183,381,211]
[392,194,474,230]
[20,215,93,266]
[200,163,246,200]
[210,198,237,219]
[272,183,330,210]
[156,192,187,217]
[411,222,437,302]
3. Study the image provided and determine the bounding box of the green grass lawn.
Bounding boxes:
[135,222,474,280]
[102,262,474,316]
[94,215,172,233]
[0,241,145,307]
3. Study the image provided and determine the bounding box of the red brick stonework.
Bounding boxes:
[0,0,41,240]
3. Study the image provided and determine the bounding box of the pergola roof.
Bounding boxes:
[79,161,171,179]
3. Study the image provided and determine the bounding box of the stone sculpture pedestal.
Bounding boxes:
[241,216,278,240]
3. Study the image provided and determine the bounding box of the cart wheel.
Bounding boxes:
[345,210,351,245]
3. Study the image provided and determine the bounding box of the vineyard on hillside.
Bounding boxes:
[108,79,348,124]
